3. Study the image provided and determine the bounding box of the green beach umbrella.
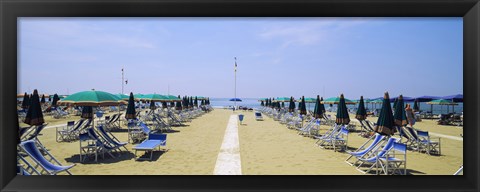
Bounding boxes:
[81,106,93,119]
[288,97,295,112]
[355,96,367,121]
[304,97,316,103]
[427,99,458,113]
[150,100,157,110]
[393,95,407,127]
[189,97,193,108]
[300,96,307,115]
[276,97,290,102]
[141,94,169,102]
[134,94,145,101]
[335,94,350,125]
[162,102,167,108]
[201,100,205,106]
[194,97,198,107]
[393,98,398,112]
[413,99,420,112]
[374,92,396,136]
[322,96,356,104]
[59,90,124,106]
[125,92,136,119]
[51,94,60,107]
[176,100,182,110]
[21,92,30,109]
[260,100,264,106]
[115,94,129,100]
[24,89,45,125]
[40,94,46,104]
[281,102,285,108]
[319,97,326,113]
[313,95,324,119]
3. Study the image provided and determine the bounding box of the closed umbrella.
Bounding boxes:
[281,102,285,108]
[289,97,295,112]
[355,96,367,121]
[319,97,326,113]
[40,94,46,104]
[313,95,324,119]
[150,100,156,110]
[189,97,193,108]
[52,94,60,107]
[393,98,398,113]
[374,92,396,136]
[125,92,136,119]
[335,94,350,125]
[393,95,408,127]
[194,96,198,108]
[24,89,45,125]
[81,106,93,119]
[413,99,420,112]
[300,96,307,115]
[260,100,264,106]
[162,102,167,108]
[21,92,30,110]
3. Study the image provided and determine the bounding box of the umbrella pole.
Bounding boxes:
[118,104,121,129]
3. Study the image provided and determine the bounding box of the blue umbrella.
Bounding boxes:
[229,98,242,102]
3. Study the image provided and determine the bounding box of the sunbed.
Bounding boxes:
[132,133,167,161]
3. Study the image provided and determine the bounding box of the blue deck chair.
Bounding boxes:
[97,125,128,151]
[345,133,386,166]
[86,128,118,157]
[416,130,441,155]
[255,111,263,121]
[356,137,399,174]
[56,119,85,142]
[19,140,75,175]
[319,126,349,152]
[454,165,463,175]
[17,154,41,175]
[376,142,407,175]
[314,124,342,146]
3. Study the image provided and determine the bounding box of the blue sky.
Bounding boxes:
[18,17,463,99]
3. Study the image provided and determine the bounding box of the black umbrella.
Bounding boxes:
[125,92,136,119]
[393,95,408,127]
[81,106,93,119]
[298,98,302,111]
[320,97,326,113]
[21,92,30,110]
[355,96,367,121]
[150,100,156,110]
[189,97,193,108]
[170,101,175,107]
[201,100,205,106]
[313,95,323,119]
[24,89,45,125]
[40,94,46,104]
[374,92,396,136]
[413,99,420,112]
[260,100,264,106]
[288,97,295,112]
[194,96,198,107]
[300,96,307,115]
[162,101,167,108]
[335,94,350,125]
[52,93,59,107]
[281,102,285,108]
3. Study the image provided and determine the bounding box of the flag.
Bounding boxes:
[234,57,237,72]
[122,68,124,72]
[125,79,128,84]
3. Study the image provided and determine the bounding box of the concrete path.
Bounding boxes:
[213,115,242,175]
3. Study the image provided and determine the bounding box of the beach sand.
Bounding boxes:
[28,109,462,175]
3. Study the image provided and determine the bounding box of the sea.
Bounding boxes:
[209,98,464,115]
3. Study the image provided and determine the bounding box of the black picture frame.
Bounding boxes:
[1,0,478,191]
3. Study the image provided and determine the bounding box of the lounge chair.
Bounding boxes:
[416,130,441,155]
[105,113,120,131]
[315,124,343,146]
[79,128,116,162]
[56,119,86,142]
[132,133,167,161]
[454,165,463,175]
[19,140,75,175]
[355,137,399,174]
[318,126,349,152]
[255,111,263,121]
[97,125,128,152]
[17,154,41,175]
[345,133,386,166]
[376,142,407,175]
[129,122,151,143]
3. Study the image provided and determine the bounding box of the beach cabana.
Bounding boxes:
[426,99,458,113]
[335,94,350,125]
[355,96,367,121]
[374,92,396,136]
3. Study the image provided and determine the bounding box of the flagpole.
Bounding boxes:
[234,57,237,112]
[121,67,124,94]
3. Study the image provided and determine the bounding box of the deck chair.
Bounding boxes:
[19,140,75,175]
[454,165,463,175]
[129,122,151,143]
[17,154,41,175]
[315,124,342,146]
[355,137,398,174]
[319,126,349,152]
[79,128,116,162]
[167,111,184,126]
[255,112,263,121]
[56,119,85,142]
[376,142,407,175]
[97,125,128,152]
[416,130,441,155]
[345,133,386,166]
[105,113,120,131]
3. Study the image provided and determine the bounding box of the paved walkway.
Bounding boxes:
[213,115,242,175]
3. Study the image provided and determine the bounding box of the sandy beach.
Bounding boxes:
[26,108,463,175]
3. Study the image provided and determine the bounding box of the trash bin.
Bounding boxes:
[238,114,244,125]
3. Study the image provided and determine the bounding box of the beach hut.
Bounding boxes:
[125,92,136,119]
[374,92,396,136]
[24,89,45,126]
[335,94,350,125]
[355,96,367,121]
[393,95,408,127]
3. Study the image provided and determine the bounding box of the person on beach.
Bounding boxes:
[405,104,416,127]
